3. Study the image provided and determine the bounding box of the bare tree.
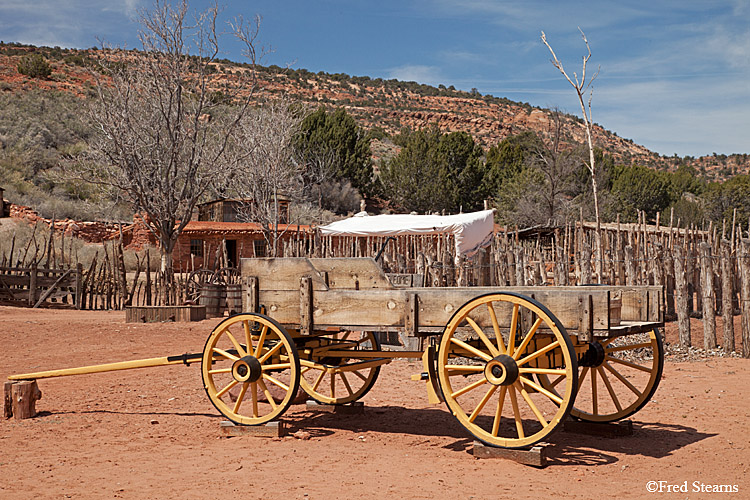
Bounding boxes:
[527,108,582,224]
[229,98,306,256]
[542,28,603,279]
[71,0,261,300]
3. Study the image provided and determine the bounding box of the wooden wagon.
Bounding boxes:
[8,257,664,449]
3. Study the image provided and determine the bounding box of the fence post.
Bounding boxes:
[28,263,37,306]
[699,242,717,350]
[75,262,83,309]
[624,245,635,286]
[720,240,735,353]
[740,239,750,358]
[674,245,691,348]
[579,241,592,285]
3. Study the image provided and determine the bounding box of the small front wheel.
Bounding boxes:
[202,313,300,425]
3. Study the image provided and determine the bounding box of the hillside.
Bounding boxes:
[1,42,748,181]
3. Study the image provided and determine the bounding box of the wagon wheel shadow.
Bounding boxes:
[283,404,475,452]
[547,420,717,466]
[282,404,717,463]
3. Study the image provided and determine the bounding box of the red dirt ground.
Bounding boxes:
[1,306,748,499]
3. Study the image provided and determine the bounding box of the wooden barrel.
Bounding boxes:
[200,283,224,318]
[226,284,243,316]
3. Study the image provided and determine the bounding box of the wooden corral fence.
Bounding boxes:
[0,264,82,308]
[3,212,750,357]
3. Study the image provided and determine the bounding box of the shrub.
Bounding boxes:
[17,53,52,79]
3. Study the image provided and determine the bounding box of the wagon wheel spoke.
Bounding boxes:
[606,356,651,373]
[491,386,508,437]
[508,385,525,439]
[603,361,642,397]
[438,293,577,448]
[519,376,563,406]
[212,347,238,362]
[597,366,622,412]
[224,330,246,357]
[515,381,548,427]
[513,318,543,361]
[445,364,485,376]
[254,325,268,358]
[450,337,492,362]
[507,303,519,356]
[466,316,499,357]
[233,382,250,414]
[469,385,498,423]
[257,378,277,411]
[263,373,290,392]
[487,303,506,354]
[339,372,354,398]
[450,378,487,399]
[591,365,598,415]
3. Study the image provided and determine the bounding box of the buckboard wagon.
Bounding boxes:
[8,257,664,449]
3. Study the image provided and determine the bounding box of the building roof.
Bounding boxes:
[180,220,311,235]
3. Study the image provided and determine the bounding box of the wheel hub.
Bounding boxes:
[578,341,606,367]
[232,355,262,383]
[484,354,519,386]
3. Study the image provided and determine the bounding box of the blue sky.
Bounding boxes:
[1,0,748,157]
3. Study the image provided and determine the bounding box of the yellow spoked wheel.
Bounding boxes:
[202,313,300,425]
[437,292,578,449]
[539,328,664,422]
[298,331,382,405]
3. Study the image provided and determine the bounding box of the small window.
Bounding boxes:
[223,203,238,222]
[190,239,203,257]
[253,239,267,257]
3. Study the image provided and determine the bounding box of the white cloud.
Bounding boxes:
[0,0,141,48]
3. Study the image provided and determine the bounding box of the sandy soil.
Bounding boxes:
[1,306,748,499]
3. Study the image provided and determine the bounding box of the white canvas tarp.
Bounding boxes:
[318,209,495,261]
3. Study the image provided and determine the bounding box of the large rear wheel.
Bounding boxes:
[437,292,578,448]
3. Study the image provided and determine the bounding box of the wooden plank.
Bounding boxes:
[3,381,13,418]
[259,287,615,331]
[28,265,37,306]
[125,305,206,323]
[245,276,259,314]
[473,440,549,467]
[219,420,285,438]
[305,400,365,414]
[0,275,30,287]
[310,257,393,289]
[240,258,328,291]
[300,277,313,335]
[578,294,593,342]
[35,275,76,287]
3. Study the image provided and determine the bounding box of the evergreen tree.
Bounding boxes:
[483,131,542,195]
[609,164,671,221]
[379,127,485,213]
[295,107,374,196]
